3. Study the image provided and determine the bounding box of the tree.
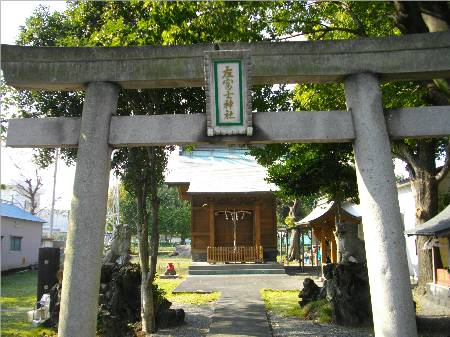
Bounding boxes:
[251,1,450,285]
[13,169,43,215]
[392,1,450,286]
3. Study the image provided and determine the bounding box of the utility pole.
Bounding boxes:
[49,149,59,238]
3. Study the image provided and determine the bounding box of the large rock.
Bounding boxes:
[98,263,185,336]
[298,278,323,307]
[97,263,141,337]
[298,262,372,326]
[323,263,372,326]
[43,262,185,336]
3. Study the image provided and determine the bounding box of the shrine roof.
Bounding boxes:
[296,200,361,226]
[165,146,278,194]
[405,204,450,237]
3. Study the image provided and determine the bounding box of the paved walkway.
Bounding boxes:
[174,275,319,337]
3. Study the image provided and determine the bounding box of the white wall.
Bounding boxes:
[1,217,43,271]
[397,183,418,278]
[397,173,450,278]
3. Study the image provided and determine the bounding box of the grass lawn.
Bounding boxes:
[1,269,56,337]
[1,253,217,337]
[155,278,220,305]
[261,289,332,323]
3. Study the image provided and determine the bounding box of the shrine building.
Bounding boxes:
[166,146,278,263]
[296,199,365,264]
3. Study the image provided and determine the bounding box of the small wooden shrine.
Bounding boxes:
[296,199,364,264]
[406,205,450,287]
[166,147,278,263]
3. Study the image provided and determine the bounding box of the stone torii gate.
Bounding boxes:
[3,32,450,337]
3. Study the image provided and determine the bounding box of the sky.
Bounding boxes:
[1,1,74,210]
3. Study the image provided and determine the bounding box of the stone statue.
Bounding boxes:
[103,224,131,265]
[335,221,366,264]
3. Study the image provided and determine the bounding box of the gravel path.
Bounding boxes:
[268,312,374,337]
[150,303,215,337]
[150,303,450,337]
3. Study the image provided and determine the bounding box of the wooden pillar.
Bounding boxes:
[310,228,314,267]
[209,203,215,247]
[331,238,337,263]
[432,246,436,284]
[255,202,261,247]
[300,228,304,268]
[321,239,327,264]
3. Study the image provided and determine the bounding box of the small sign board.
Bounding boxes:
[204,50,252,136]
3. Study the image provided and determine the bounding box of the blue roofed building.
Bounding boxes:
[1,201,46,271]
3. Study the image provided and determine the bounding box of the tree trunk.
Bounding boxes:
[287,199,302,261]
[393,2,450,286]
[145,148,161,334]
[136,185,153,333]
[411,158,439,286]
[288,228,300,261]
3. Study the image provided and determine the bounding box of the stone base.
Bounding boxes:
[160,274,180,279]
[426,283,450,307]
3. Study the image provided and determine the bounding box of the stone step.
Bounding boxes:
[189,268,286,275]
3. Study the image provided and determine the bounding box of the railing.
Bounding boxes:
[207,246,263,263]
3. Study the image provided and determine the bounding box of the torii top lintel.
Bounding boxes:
[2,31,450,91]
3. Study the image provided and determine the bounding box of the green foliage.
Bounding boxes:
[252,143,358,201]
[158,185,190,242]
[299,299,333,323]
[250,2,447,203]
[118,183,137,233]
[119,183,190,239]
[268,1,399,40]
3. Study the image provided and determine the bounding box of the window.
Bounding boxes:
[10,236,22,251]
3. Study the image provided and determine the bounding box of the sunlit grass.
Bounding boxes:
[1,270,56,337]
[261,289,332,323]
[155,278,220,305]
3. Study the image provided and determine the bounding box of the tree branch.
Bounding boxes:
[392,141,419,179]
[436,140,450,182]
[277,25,363,40]
[338,1,368,37]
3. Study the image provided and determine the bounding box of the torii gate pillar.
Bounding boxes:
[345,73,417,337]
[58,82,120,337]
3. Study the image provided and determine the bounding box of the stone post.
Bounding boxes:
[344,73,417,337]
[58,82,120,337]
